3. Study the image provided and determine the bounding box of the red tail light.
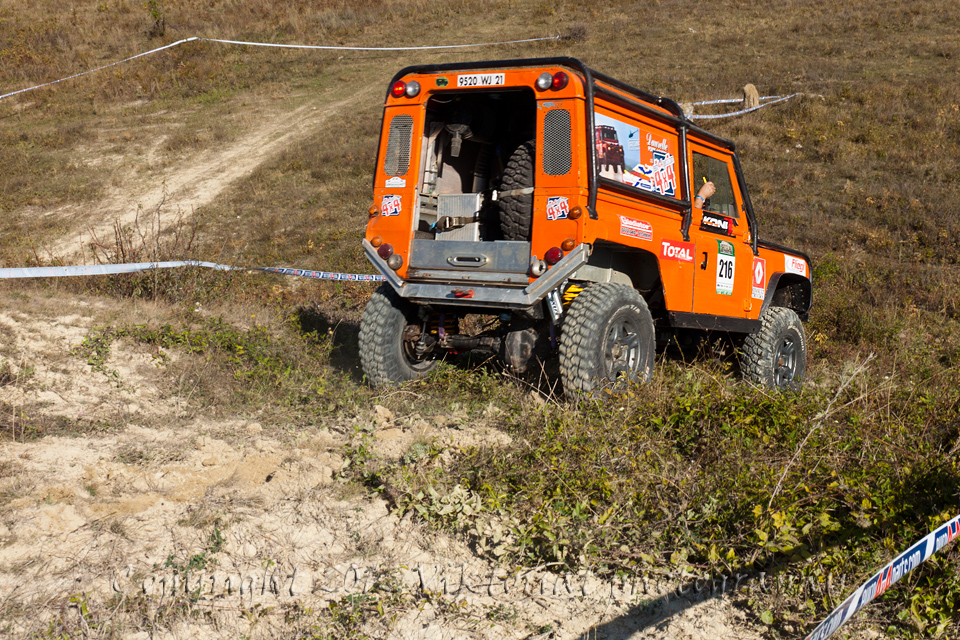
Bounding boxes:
[390,81,406,98]
[544,247,563,265]
[551,72,569,90]
[377,243,394,259]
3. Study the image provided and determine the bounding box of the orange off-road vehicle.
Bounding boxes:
[359,57,812,392]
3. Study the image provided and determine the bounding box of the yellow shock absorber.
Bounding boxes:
[428,314,460,337]
[562,284,584,307]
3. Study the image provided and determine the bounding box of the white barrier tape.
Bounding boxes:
[688,93,802,120]
[0,37,200,101]
[687,95,780,106]
[805,514,960,640]
[0,260,384,282]
[201,35,559,52]
[0,34,558,102]
[0,260,231,279]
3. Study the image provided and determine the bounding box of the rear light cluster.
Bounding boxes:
[373,239,403,271]
[390,80,420,98]
[531,238,577,275]
[535,71,569,91]
[544,247,563,265]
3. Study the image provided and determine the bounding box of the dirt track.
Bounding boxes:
[0,96,774,639]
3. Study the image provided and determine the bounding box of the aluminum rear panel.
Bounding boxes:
[408,239,530,274]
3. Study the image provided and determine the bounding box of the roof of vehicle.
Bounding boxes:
[388,56,737,153]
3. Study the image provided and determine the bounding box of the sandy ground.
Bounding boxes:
[0,91,777,639]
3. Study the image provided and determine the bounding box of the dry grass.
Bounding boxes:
[2,0,960,637]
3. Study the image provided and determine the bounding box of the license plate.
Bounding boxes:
[457,73,505,88]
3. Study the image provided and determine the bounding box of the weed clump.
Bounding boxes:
[370,360,960,638]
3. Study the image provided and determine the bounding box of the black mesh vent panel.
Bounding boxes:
[384,114,413,176]
[543,109,572,176]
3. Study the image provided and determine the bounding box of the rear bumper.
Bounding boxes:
[363,239,591,310]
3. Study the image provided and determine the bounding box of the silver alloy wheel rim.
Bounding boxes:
[774,336,797,386]
[604,315,641,380]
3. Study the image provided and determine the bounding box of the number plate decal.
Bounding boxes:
[456,73,505,88]
[716,240,735,295]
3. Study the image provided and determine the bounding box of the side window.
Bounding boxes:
[692,152,738,219]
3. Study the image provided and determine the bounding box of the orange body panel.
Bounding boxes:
[366,61,811,327]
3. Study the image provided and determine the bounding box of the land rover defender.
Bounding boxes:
[358,57,812,393]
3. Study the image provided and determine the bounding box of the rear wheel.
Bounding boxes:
[559,283,655,395]
[741,306,806,389]
[359,284,437,387]
[498,139,535,241]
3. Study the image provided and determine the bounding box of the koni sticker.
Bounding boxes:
[546,196,570,220]
[660,239,694,263]
[619,216,653,241]
[699,211,735,236]
[380,195,402,216]
[716,240,735,295]
[595,112,677,198]
[752,257,766,300]
[785,255,807,277]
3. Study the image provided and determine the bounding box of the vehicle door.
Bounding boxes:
[688,145,753,317]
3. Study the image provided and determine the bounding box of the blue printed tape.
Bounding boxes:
[805,514,960,640]
[256,266,384,282]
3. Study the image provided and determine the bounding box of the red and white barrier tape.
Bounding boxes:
[805,514,960,640]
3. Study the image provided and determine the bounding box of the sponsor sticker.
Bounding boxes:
[594,112,678,198]
[785,255,807,277]
[457,73,505,88]
[618,216,653,241]
[380,195,402,216]
[546,196,570,220]
[752,257,766,300]
[699,211,735,236]
[623,150,677,197]
[660,239,694,263]
[384,176,406,188]
[435,77,449,87]
[716,240,735,295]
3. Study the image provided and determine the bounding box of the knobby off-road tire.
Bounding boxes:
[498,139,535,241]
[741,306,806,389]
[559,283,656,395]
[358,284,437,387]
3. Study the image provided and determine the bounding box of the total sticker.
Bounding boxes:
[546,196,570,220]
[785,255,807,277]
[716,240,735,296]
[660,239,694,263]
[752,257,766,300]
[380,195,402,216]
[619,215,653,241]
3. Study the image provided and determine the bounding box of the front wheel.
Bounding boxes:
[359,285,437,387]
[741,306,806,389]
[559,283,655,395]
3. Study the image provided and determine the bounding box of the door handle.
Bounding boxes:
[700,252,708,270]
